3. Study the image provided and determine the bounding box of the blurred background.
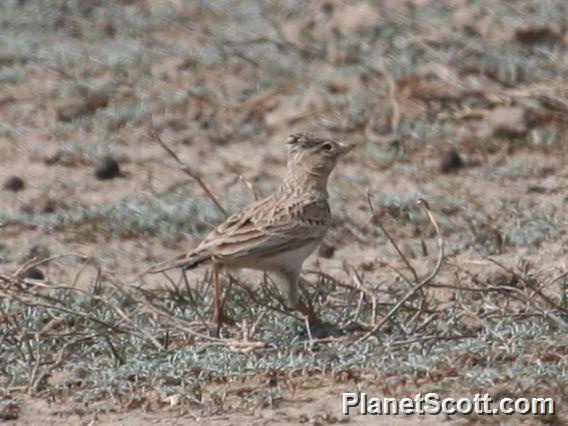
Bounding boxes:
[0,0,566,423]
[1,0,566,271]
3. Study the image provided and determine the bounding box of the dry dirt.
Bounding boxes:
[1,0,566,425]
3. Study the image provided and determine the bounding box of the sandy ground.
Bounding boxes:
[1,0,566,425]
[12,391,463,426]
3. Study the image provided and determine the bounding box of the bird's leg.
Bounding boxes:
[275,268,321,325]
[212,267,222,336]
[295,277,320,325]
[211,267,235,336]
[293,279,320,324]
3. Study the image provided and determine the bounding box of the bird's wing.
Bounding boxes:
[194,193,330,262]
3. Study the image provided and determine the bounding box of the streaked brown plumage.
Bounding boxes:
[150,133,352,329]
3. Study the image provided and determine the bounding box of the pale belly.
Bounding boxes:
[241,240,320,271]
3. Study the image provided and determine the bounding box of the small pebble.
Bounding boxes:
[0,401,19,421]
[21,267,44,280]
[56,98,89,122]
[318,242,336,259]
[28,245,50,260]
[3,176,25,191]
[440,149,464,173]
[95,156,121,180]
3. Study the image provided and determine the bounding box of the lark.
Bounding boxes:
[150,133,352,331]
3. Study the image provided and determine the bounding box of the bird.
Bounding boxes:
[148,133,353,333]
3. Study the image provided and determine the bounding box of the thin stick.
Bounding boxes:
[20,275,164,351]
[487,258,568,316]
[348,264,377,323]
[0,291,127,335]
[367,192,419,281]
[150,130,227,217]
[304,316,314,347]
[364,58,401,144]
[379,57,401,139]
[352,199,445,344]
[239,174,262,201]
[14,253,87,278]
[389,334,474,348]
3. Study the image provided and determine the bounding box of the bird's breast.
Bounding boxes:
[249,240,321,271]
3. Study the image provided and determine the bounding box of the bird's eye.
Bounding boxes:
[322,143,334,152]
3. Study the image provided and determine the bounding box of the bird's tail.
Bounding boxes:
[144,251,211,275]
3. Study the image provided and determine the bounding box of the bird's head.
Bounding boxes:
[285,133,352,178]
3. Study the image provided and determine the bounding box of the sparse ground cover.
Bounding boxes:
[0,0,566,424]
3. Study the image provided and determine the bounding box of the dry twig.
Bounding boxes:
[379,57,401,139]
[352,197,445,344]
[150,130,227,217]
[364,57,401,144]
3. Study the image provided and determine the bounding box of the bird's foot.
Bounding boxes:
[210,309,236,337]
[296,302,345,339]
[297,301,320,325]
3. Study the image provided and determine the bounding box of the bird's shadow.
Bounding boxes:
[297,320,345,340]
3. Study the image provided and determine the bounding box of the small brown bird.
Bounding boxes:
[150,133,352,331]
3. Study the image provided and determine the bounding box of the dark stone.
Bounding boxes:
[95,156,121,180]
[440,149,464,173]
[3,176,25,191]
[318,242,336,259]
[21,267,44,280]
[28,245,50,260]
[56,98,90,122]
[0,401,20,421]
[322,2,334,14]
[102,21,116,37]
[39,198,57,213]
[514,26,562,45]
[474,227,503,254]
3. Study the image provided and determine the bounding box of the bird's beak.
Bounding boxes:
[338,141,355,156]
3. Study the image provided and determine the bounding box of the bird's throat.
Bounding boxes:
[280,169,330,198]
